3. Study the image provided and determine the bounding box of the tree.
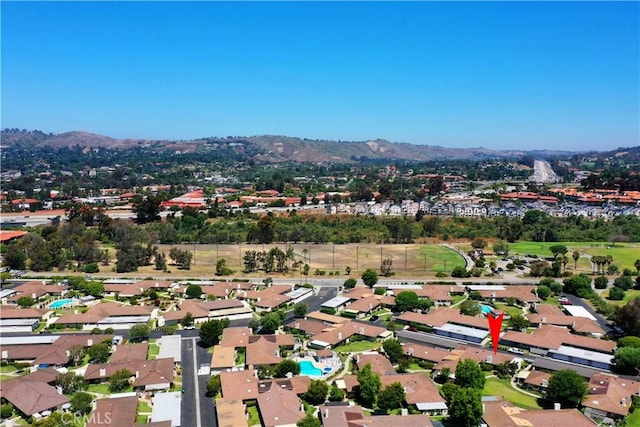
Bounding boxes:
[108,368,132,393]
[536,284,551,300]
[68,344,86,366]
[132,194,162,224]
[200,319,229,347]
[55,372,87,394]
[343,278,357,289]
[563,274,593,298]
[378,381,406,411]
[616,298,640,337]
[297,415,321,427]
[449,387,483,427]
[380,257,393,277]
[207,375,221,396]
[614,276,634,291]
[572,251,580,269]
[259,312,281,334]
[613,347,640,374]
[618,336,640,348]
[215,258,232,276]
[84,281,104,297]
[293,303,308,318]
[451,266,470,278]
[529,260,550,277]
[181,312,194,327]
[304,380,329,405]
[455,359,485,390]
[357,363,381,407]
[546,369,588,408]
[129,324,150,342]
[508,314,530,331]
[16,296,35,308]
[459,300,480,316]
[328,385,345,401]
[609,286,626,301]
[186,284,203,299]
[394,291,420,312]
[88,342,110,363]
[635,259,640,273]
[471,237,487,250]
[155,252,167,271]
[361,269,378,288]
[0,404,13,419]
[275,359,300,378]
[70,392,93,415]
[549,244,568,260]
[594,276,608,290]
[382,339,404,364]
[493,240,509,256]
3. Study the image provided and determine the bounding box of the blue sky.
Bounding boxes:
[2,1,638,151]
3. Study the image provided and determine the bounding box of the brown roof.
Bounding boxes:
[257,383,305,427]
[344,296,381,314]
[1,379,69,416]
[220,327,253,347]
[344,288,375,300]
[55,302,152,325]
[216,398,248,427]
[285,318,334,335]
[254,293,292,309]
[410,285,453,302]
[350,414,434,427]
[87,396,138,427]
[475,285,540,303]
[402,343,450,363]
[220,369,259,401]
[311,320,387,346]
[258,376,311,396]
[583,373,640,417]
[397,307,488,330]
[85,358,175,387]
[0,305,48,319]
[246,335,282,366]
[318,405,365,427]
[211,345,236,369]
[162,300,209,321]
[1,335,112,366]
[528,305,606,335]
[355,353,395,376]
[502,324,616,353]
[306,311,349,325]
[524,370,551,389]
[201,299,245,311]
[482,400,596,427]
[380,373,445,406]
[109,343,149,363]
[433,345,514,372]
[10,281,68,300]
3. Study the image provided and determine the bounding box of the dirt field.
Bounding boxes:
[124,243,466,280]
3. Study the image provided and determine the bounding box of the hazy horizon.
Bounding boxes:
[2,2,638,151]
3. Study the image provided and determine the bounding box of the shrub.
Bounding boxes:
[1,404,13,419]
[83,263,99,273]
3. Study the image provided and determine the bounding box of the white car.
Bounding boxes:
[508,347,525,355]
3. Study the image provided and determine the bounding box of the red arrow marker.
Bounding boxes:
[488,312,504,354]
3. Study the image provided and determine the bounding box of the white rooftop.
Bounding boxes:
[0,318,40,326]
[151,392,182,426]
[562,306,597,321]
[286,287,313,299]
[321,296,351,309]
[466,285,507,291]
[158,335,182,363]
[435,323,489,339]
[0,289,17,298]
[0,335,61,345]
[98,315,150,324]
[550,345,614,365]
[102,279,136,285]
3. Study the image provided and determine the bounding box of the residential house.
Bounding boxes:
[54,303,153,331]
[215,398,248,427]
[85,358,175,391]
[482,400,596,427]
[0,306,48,334]
[211,345,237,373]
[5,280,68,304]
[160,299,252,326]
[521,370,551,394]
[256,383,305,427]
[1,334,111,367]
[318,405,433,427]
[309,320,391,350]
[87,396,138,427]
[432,345,514,373]
[527,304,606,337]
[220,370,260,401]
[582,373,640,423]
[0,368,69,417]
[397,308,490,344]
[402,343,450,364]
[354,352,396,376]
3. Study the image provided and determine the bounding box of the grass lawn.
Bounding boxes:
[418,245,466,274]
[334,341,380,353]
[451,295,466,306]
[601,289,640,306]
[625,409,640,426]
[136,415,148,424]
[482,377,541,410]
[0,365,17,373]
[148,343,160,359]
[493,303,524,318]
[0,374,15,381]
[247,405,261,426]
[236,350,246,366]
[138,401,152,413]
[87,383,111,394]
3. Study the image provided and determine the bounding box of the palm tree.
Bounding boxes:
[561,255,569,273]
[572,251,580,269]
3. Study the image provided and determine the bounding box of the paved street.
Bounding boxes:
[181,336,217,427]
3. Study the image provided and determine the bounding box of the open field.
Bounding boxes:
[601,289,640,306]
[116,243,466,280]
[507,241,639,271]
[482,377,541,410]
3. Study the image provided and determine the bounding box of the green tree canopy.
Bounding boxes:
[361,269,378,288]
[459,300,481,316]
[618,336,640,348]
[296,415,321,427]
[303,380,328,405]
[382,339,404,364]
[378,381,406,411]
[508,314,530,331]
[293,303,308,318]
[207,375,221,397]
[455,359,485,390]
[275,359,301,378]
[129,324,150,343]
[70,392,93,415]
[88,342,110,363]
[546,369,588,408]
[394,291,420,312]
[357,363,382,407]
[615,298,640,337]
[613,347,640,375]
[549,244,568,259]
[343,278,357,289]
[449,387,483,427]
[259,312,281,335]
[108,368,132,393]
[200,319,229,347]
[186,284,203,299]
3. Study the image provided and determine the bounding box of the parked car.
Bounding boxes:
[558,297,571,305]
[369,315,379,322]
[508,347,525,355]
[184,325,195,330]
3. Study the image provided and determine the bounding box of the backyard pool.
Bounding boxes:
[480,304,493,314]
[298,360,323,377]
[48,298,76,309]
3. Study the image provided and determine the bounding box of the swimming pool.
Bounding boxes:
[48,298,76,309]
[298,360,323,377]
[480,304,493,314]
